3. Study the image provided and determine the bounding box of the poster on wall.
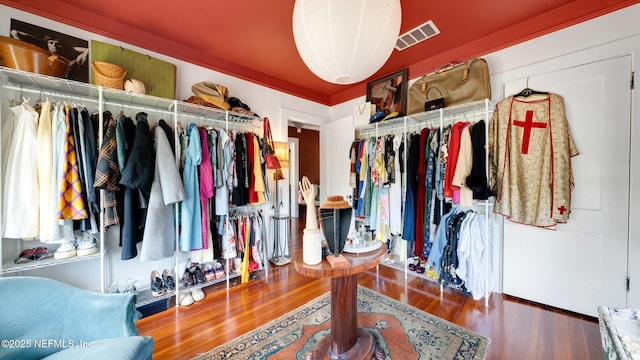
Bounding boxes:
[9,19,89,83]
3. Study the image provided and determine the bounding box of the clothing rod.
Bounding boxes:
[103,100,174,116]
[358,108,493,139]
[177,110,257,126]
[3,83,175,116]
[3,83,259,126]
[3,84,99,103]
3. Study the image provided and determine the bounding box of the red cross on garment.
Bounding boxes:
[558,205,567,215]
[513,110,547,154]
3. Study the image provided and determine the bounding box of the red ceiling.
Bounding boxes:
[2,0,638,105]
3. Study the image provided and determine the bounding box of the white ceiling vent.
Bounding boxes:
[395,20,440,51]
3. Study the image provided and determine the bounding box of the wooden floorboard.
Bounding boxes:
[136,217,603,360]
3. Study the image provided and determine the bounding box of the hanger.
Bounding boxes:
[514,87,547,98]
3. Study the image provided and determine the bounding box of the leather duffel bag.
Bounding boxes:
[407,58,491,115]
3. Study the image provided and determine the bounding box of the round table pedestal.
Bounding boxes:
[294,246,388,360]
[309,328,375,360]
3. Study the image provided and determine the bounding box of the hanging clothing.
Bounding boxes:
[3,102,39,239]
[57,104,88,221]
[414,128,430,258]
[355,140,365,216]
[489,93,579,228]
[240,216,251,283]
[37,100,56,242]
[180,123,203,251]
[401,134,420,241]
[232,132,249,206]
[443,122,465,200]
[466,120,492,200]
[455,212,495,300]
[452,123,474,206]
[79,108,99,233]
[94,111,121,228]
[389,135,403,235]
[249,134,266,205]
[118,113,154,260]
[220,215,237,259]
[140,125,186,261]
[69,107,90,232]
[198,127,214,250]
[215,129,231,215]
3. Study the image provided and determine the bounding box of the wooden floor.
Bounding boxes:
[136,217,604,360]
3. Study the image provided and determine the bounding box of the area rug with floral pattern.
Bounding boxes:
[193,285,490,359]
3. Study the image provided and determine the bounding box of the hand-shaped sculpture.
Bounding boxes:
[299,176,318,230]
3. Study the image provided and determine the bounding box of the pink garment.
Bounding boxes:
[198,128,214,249]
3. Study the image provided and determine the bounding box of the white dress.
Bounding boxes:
[3,102,39,239]
[36,101,56,242]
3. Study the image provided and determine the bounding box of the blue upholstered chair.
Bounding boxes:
[0,276,153,360]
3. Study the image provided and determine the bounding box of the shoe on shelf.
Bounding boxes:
[193,265,206,284]
[191,288,205,302]
[182,267,194,287]
[150,270,164,296]
[123,278,137,295]
[214,262,225,279]
[179,292,195,306]
[416,261,426,274]
[162,269,175,292]
[77,234,99,256]
[14,248,36,264]
[34,247,53,260]
[408,258,419,271]
[54,242,77,260]
[203,264,216,282]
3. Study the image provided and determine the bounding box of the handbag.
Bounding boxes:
[263,117,281,170]
[407,58,491,115]
[423,87,445,112]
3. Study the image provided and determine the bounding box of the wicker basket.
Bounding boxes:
[91,61,127,89]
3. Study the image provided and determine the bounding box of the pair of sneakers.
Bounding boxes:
[179,288,205,306]
[150,269,176,297]
[53,234,99,260]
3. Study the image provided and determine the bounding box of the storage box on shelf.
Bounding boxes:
[0,66,266,308]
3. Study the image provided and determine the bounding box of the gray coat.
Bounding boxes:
[140,126,186,261]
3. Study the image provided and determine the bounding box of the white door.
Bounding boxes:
[502,55,632,316]
[320,115,355,203]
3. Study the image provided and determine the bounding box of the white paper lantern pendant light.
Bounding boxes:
[292,0,402,85]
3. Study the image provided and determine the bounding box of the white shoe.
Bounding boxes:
[179,292,195,306]
[54,243,77,260]
[77,235,99,256]
[191,288,205,302]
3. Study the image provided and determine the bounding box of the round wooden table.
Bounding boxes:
[294,244,388,360]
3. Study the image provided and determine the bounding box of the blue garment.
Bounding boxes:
[180,123,202,251]
[401,134,420,241]
[426,207,457,276]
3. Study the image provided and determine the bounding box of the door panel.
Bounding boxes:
[320,116,355,202]
[502,55,631,316]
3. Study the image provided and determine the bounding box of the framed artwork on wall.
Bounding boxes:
[9,18,89,83]
[366,68,408,122]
